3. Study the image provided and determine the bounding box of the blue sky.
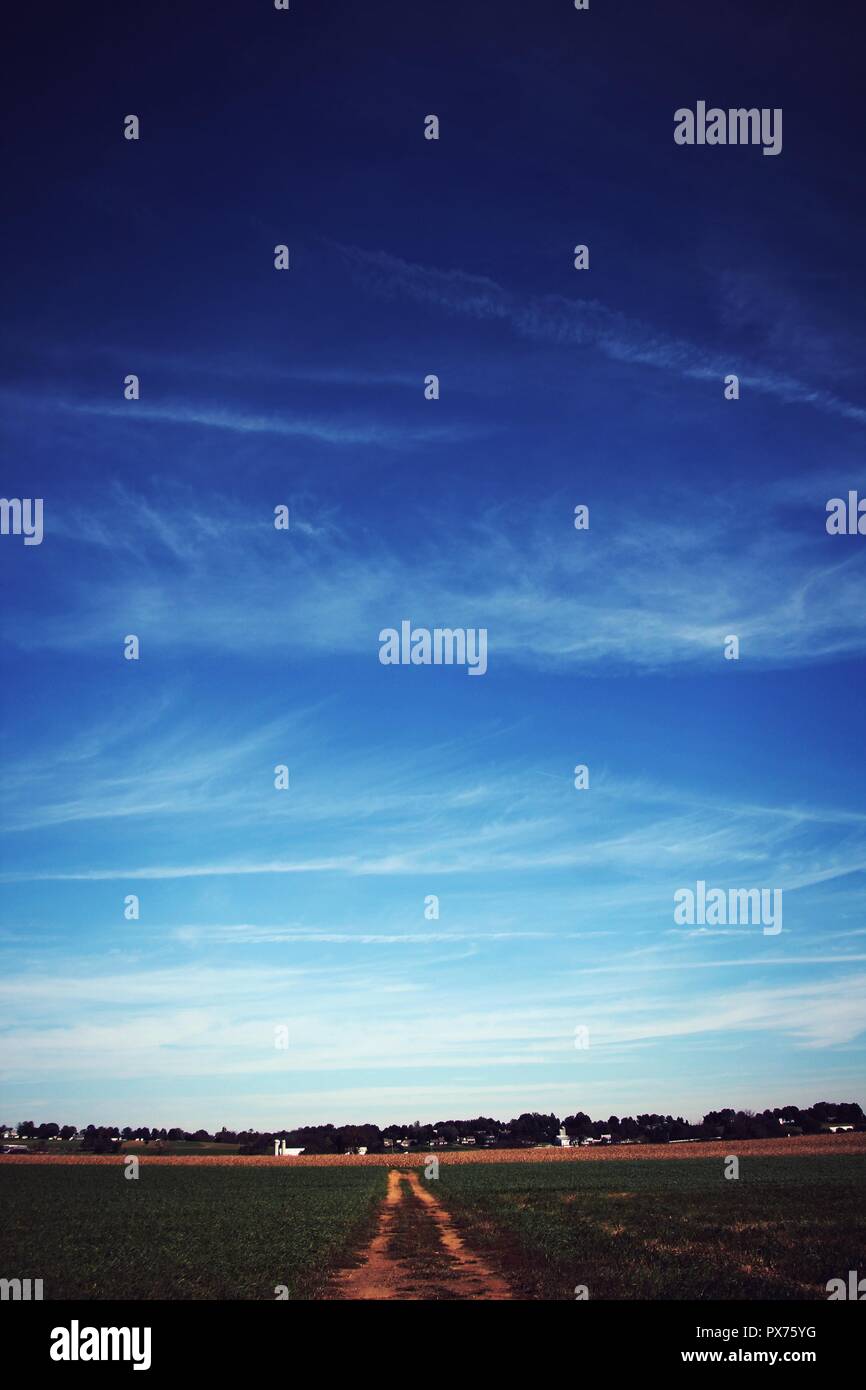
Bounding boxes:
[1,0,865,1129]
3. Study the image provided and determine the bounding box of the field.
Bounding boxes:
[1,1137,864,1300]
[0,1163,385,1300]
[436,1153,866,1300]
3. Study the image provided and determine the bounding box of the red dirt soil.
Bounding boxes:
[329,1169,513,1301]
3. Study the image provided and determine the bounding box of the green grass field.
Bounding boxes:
[437,1155,866,1299]
[0,1163,385,1300]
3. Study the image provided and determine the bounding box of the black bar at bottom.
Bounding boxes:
[5,1298,859,1376]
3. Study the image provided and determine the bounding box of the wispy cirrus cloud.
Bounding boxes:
[3,482,866,670]
[71,398,481,446]
[0,388,483,448]
[1,962,863,1097]
[339,245,866,426]
[3,709,864,911]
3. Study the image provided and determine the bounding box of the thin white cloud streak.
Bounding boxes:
[0,389,482,448]
[172,925,559,945]
[339,245,866,426]
[582,954,866,973]
[72,399,480,446]
[12,339,425,391]
[4,835,863,888]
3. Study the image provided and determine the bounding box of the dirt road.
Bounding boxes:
[329,1169,513,1300]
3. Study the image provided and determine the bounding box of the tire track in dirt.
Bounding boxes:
[328,1169,513,1300]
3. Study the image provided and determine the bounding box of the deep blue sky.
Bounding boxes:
[1,0,865,1130]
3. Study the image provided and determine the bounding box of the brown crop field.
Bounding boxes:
[2,1131,863,1167]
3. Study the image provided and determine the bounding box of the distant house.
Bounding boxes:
[556,1126,577,1148]
[826,1124,854,1133]
[1,1144,29,1154]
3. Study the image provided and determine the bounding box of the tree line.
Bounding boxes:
[6,1100,862,1154]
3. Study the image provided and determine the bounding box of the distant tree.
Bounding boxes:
[238,1134,271,1155]
[81,1127,115,1155]
[14,1099,863,1154]
[464,1116,504,1138]
[511,1112,561,1144]
[564,1111,593,1139]
[357,1124,383,1153]
[702,1109,735,1136]
[798,1109,822,1135]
